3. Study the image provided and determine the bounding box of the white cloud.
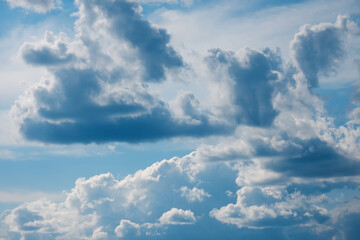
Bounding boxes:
[159,208,196,225]
[180,186,210,202]
[114,220,140,238]
[6,0,61,13]
[1,1,360,240]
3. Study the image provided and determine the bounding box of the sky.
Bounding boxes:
[0,0,360,239]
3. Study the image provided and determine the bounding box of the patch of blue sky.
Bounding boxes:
[0,0,76,39]
[313,83,354,127]
[0,142,193,191]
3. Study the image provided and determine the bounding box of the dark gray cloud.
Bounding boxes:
[290,16,355,88]
[206,48,279,127]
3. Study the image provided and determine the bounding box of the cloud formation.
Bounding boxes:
[290,15,358,88]
[1,146,359,239]
[6,0,61,13]
[3,0,360,238]
[12,0,232,144]
[206,48,280,127]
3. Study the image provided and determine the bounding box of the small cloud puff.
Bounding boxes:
[180,186,211,202]
[159,208,196,225]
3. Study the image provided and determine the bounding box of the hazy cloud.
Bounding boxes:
[6,0,61,13]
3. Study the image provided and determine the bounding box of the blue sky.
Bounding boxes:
[0,0,360,239]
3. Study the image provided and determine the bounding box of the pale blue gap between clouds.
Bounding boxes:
[0,0,360,239]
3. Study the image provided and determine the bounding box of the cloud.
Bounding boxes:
[349,81,360,123]
[1,151,358,239]
[114,220,140,238]
[180,186,210,202]
[3,3,360,239]
[206,47,280,127]
[159,208,196,225]
[210,186,329,228]
[6,0,61,13]
[20,32,77,67]
[12,0,234,144]
[76,0,183,82]
[290,15,359,88]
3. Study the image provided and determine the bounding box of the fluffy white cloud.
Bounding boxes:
[159,208,196,225]
[1,149,359,239]
[114,220,140,238]
[6,0,61,13]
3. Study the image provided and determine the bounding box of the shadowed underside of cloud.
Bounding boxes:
[20,107,231,144]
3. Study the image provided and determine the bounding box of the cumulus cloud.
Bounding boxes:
[290,15,359,88]
[210,186,329,228]
[206,48,280,127]
[4,2,360,239]
[6,0,61,13]
[180,186,210,202]
[1,151,359,239]
[114,220,140,238]
[12,0,232,144]
[159,208,196,225]
[20,31,77,66]
[76,0,183,82]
